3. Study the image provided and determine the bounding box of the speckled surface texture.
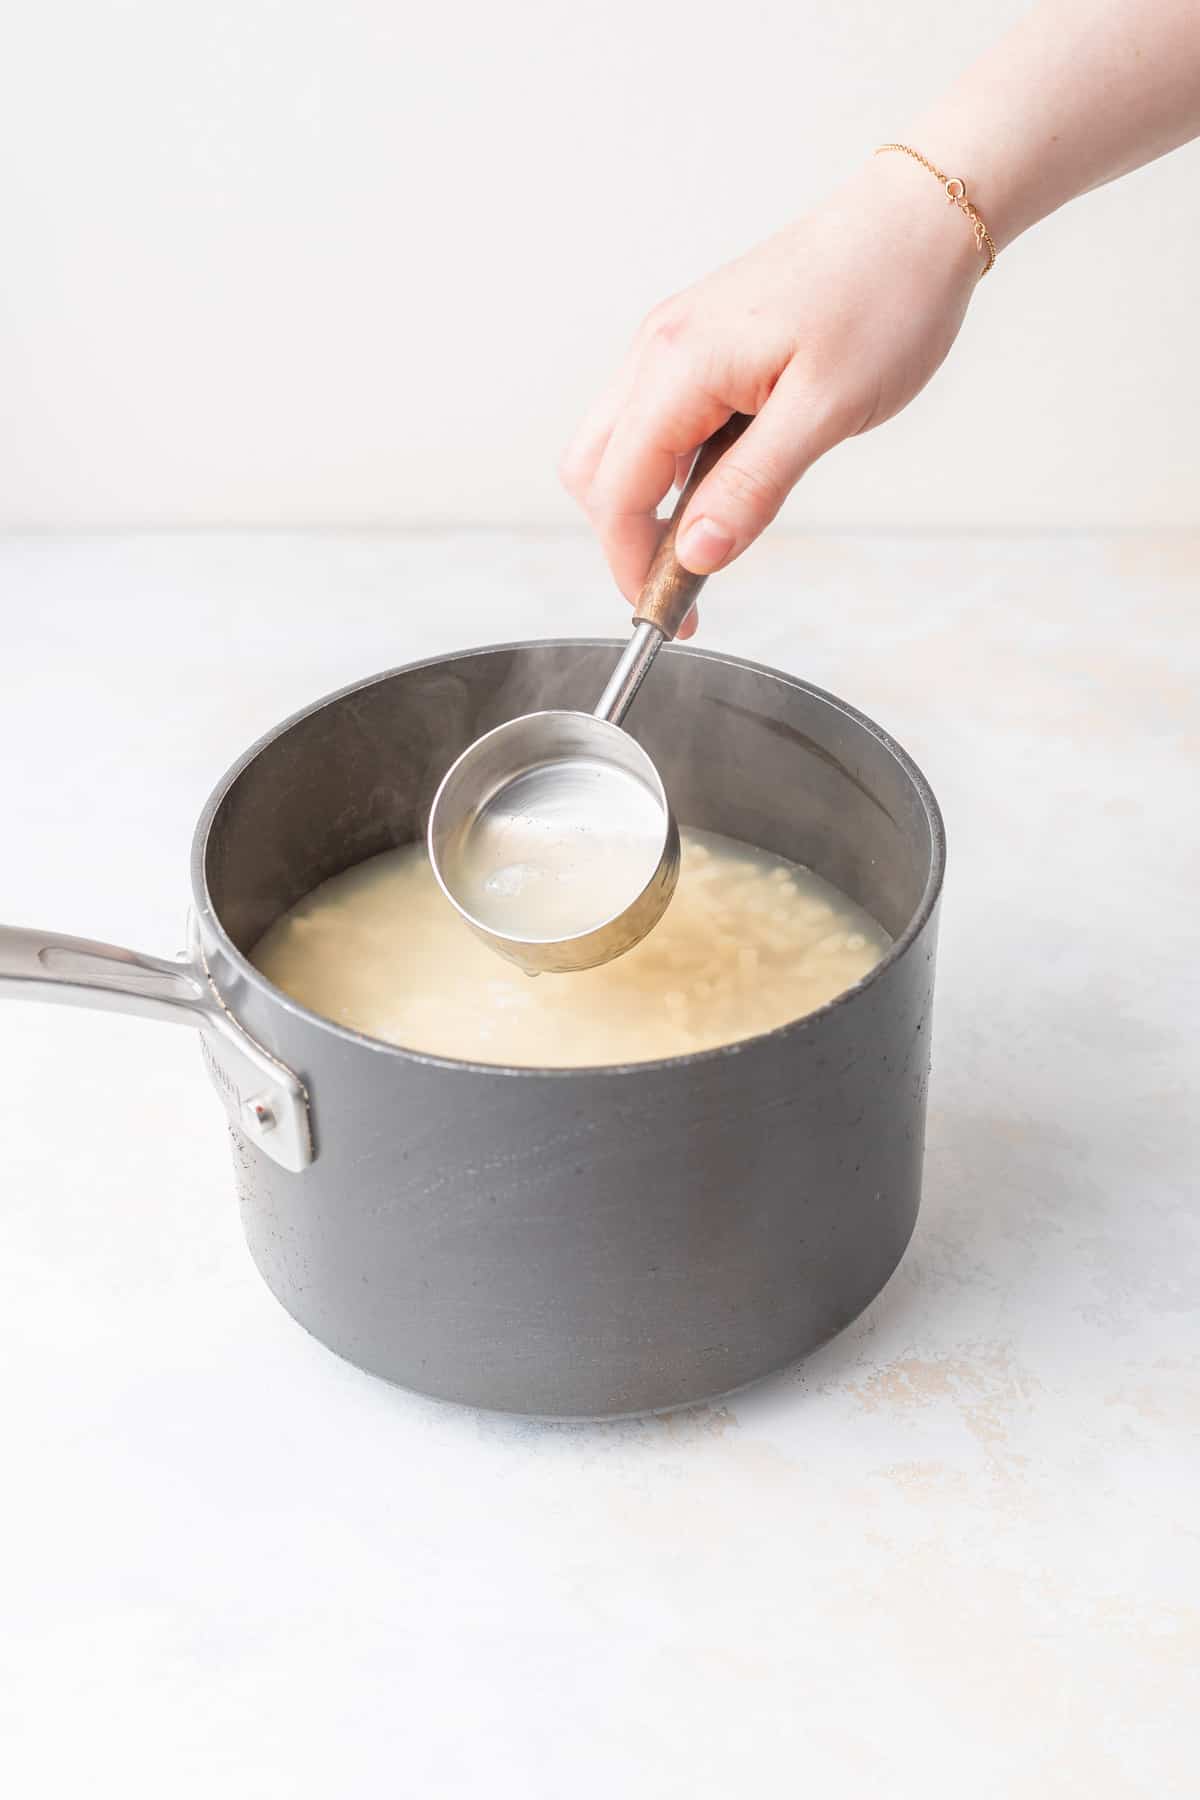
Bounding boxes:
[1,531,1196,1795]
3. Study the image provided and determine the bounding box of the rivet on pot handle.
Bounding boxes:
[0,922,313,1172]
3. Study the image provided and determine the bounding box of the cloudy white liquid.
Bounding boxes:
[442,759,666,941]
[251,828,890,1068]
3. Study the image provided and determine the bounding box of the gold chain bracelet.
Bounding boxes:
[875,143,997,277]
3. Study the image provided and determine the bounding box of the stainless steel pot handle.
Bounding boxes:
[0,924,313,1172]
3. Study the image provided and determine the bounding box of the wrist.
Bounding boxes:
[849,152,989,292]
[894,111,1043,253]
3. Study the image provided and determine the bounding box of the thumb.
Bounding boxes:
[674,370,846,575]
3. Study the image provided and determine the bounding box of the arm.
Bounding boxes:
[561,0,1200,622]
[914,0,1200,249]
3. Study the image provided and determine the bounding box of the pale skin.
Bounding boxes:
[561,0,1200,634]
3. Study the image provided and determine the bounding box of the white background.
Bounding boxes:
[3,0,1199,532]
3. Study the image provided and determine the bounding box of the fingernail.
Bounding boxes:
[676,516,734,572]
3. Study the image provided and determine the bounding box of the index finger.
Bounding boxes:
[586,380,730,602]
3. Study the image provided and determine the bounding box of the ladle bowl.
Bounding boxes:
[428,708,680,975]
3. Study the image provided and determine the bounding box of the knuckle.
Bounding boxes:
[809,380,861,439]
[637,298,690,353]
[784,364,859,438]
[713,456,785,517]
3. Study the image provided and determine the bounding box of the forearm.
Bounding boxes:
[905,0,1200,250]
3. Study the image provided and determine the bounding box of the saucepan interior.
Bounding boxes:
[200,640,940,1032]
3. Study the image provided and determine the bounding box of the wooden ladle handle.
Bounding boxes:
[633,413,752,640]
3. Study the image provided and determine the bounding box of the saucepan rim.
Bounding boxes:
[190,639,946,1081]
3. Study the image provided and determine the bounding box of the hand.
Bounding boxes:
[561,155,983,632]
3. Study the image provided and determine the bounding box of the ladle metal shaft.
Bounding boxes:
[591,412,752,729]
[593,620,664,726]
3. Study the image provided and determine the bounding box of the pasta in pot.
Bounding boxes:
[251,828,890,1069]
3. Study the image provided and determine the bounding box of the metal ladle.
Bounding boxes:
[428,415,748,975]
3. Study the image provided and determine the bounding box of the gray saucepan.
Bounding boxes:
[0,640,944,1419]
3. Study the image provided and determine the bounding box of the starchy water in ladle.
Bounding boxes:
[251,828,890,1068]
[442,759,666,941]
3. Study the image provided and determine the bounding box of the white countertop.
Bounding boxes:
[2,530,1196,1796]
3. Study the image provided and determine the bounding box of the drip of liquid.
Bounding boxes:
[251,828,891,1069]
